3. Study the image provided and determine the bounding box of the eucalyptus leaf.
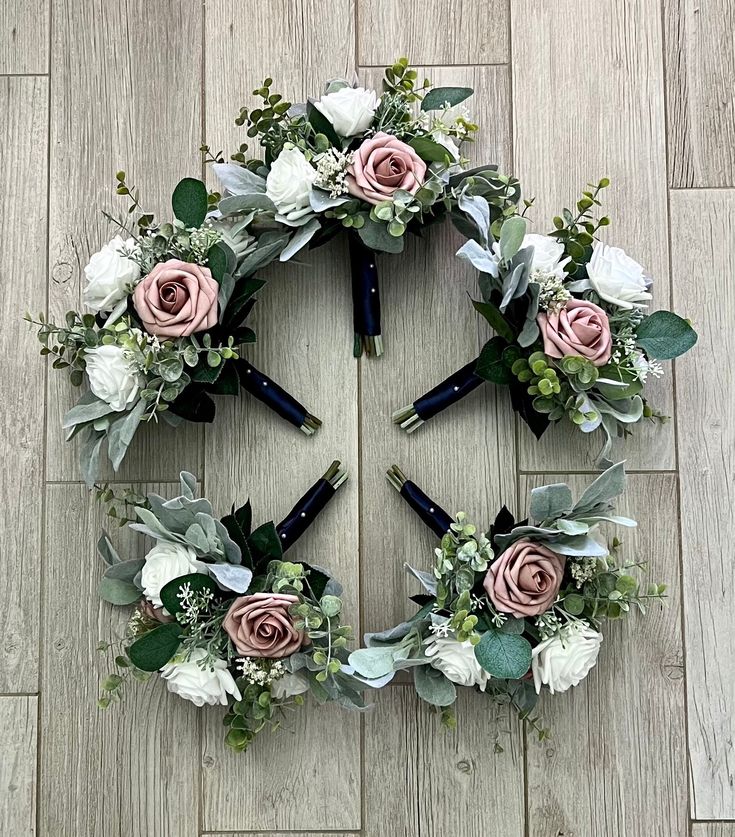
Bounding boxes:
[421,86,473,111]
[127,622,182,672]
[358,217,405,253]
[171,178,208,228]
[498,215,526,263]
[636,310,697,360]
[348,645,400,679]
[474,629,531,679]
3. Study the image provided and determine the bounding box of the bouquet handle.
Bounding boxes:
[348,233,383,358]
[386,465,453,538]
[277,461,348,549]
[235,360,321,435]
[392,357,483,432]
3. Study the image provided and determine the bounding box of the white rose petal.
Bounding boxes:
[161,648,241,707]
[271,672,310,700]
[140,542,207,609]
[84,344,143,412]
[586,241,652,309]
[266,146,318,224]
[82,235,140,313]
[425,636,488,690]
[523,233,571,278]
[532,623,602,695]
[314,86,378,137]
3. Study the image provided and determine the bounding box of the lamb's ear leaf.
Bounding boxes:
[127,623,183,672]
[171,177,208,228]
[413,665,457,706]
[99,577,140,606]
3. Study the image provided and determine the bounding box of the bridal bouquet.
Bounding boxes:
[209,57,520,356]
[28,175,320,484]
[393,180,697,465]
[96,463,383,753]
[348,463,665,740]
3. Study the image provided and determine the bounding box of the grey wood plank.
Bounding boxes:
[0,76,47,693]
[363,685,524,837]
[522,473,686,837]
[201,1,361,831]
[672,189,735,819]
[0,0,48,74]
[45,0,203,483]
[665,0,735,187]
[692,826,735,837]
[358,64,514,630]
[41,484,199,837]
[511,0,674,471]
[357,0,509,65]
[0,696,37,837]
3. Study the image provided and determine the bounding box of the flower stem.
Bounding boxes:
[386,465,453,538]
[349,233,383,359]
[277,461,348,550]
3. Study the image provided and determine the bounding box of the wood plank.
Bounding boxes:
[0,76,47,692]
[201,1,361,831]
[45,0,203,483]
[522,473,686,837]
[357,64,524,837]
[692,826,735,837]
[0,696,37,837]
[672,189,735,819]
[359,64,514,632]
[40,484,199,837]
[665,0,735,187]
[0,0,48,74]
[511,0,674,471]
[357,0,509,65]
[362,686,524,837]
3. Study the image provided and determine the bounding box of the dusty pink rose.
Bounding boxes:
[138,599,173,624]
[484,539,566,617]
[223,593,304,658]
[346,131,427,205]
[133,259,218,338]
[537,299,612,366]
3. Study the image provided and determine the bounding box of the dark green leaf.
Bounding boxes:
[159,573,218,617]
[407,136,453,163]
[208,362,239,396]
[475,336,513,385]
[358,217,405,253]
[306,100,340,147]
[420,86,473,111]
[171,178,208,228]
[247,521,283,563]
[636,310,697,360]
[474,629,532,679]
[472,299,515,342]
[207,242,233,284]
[127,623,183,672]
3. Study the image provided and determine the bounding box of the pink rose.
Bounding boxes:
[347,132,427,205]
[223,593,304,658]
[133,259,218,338]
[483,539,566,618]
[137,599,173,624]
[537,299,612,366]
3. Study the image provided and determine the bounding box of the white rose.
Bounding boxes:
[425,636,488,691]
[266,146,317,224]
[84,344,142,412]
[586,241,652,309]
[161,648,241,707]
[271,672,310,700]
[523,233,570,278]
[82,235,140,313]
[140,542,207,609]
[314,86,378,137]
[532,623,602,695]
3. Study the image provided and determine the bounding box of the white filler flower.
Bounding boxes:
[266,146,317,224]
[84,344,142,412]
[314,86,378,137]
[82,235,140,313]
[425,635,489,690]
[532,622,603,694]
[586,241,652,309]
[161,648,241,707]
[140,542,206,609]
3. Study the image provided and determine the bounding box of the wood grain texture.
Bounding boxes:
[359,64,514,634]
[0,76,47,693]
[201,2,361,831]
[41,484,200,837]
[0,696,37,837]
[672,190,735,820]
[357,0,509,65]
[692,826,735,837]
[511,0,675,472]
[522,473,686,837]
[665,0,735,187]
[0,0,48,74]
[45,0,203,483]
[362,686,524,837]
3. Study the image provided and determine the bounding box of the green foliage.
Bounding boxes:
[159,573,218,616]
[172,178,209,228]
[127,623,183,672]
[548,177,610,278]
[421,86,473,112]
[636,310,698,359]
[474,629,532,679]
[475,336,514,385]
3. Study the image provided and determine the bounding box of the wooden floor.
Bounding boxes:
[1,1,733,835]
